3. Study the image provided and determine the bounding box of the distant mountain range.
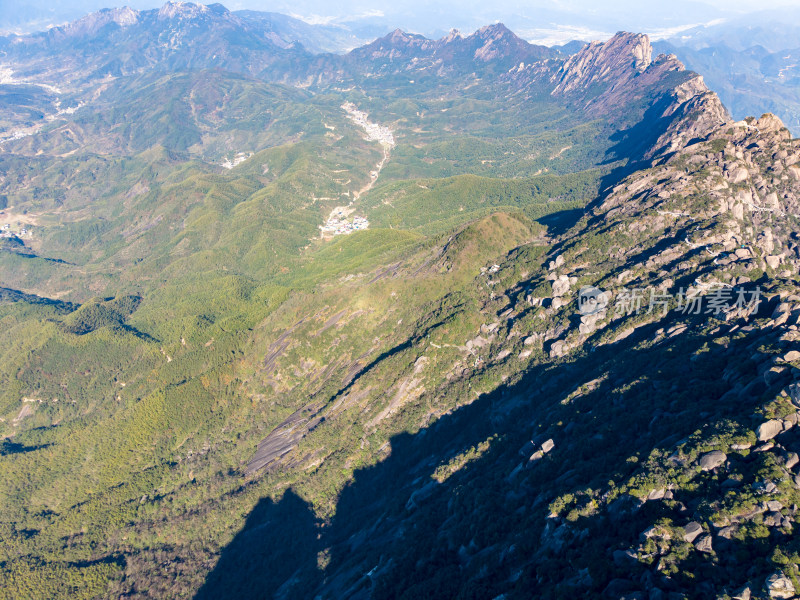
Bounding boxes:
[0,2,384,52]
[550,10,800,135]
[0,0,727,41]
[0,6,563,145]
[652,9,800,135]
[4,1,798,134]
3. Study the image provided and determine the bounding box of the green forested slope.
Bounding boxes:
[3,24,795,600]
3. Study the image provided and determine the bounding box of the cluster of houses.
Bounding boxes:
[220,152,253,170]
[320,213,369,236]
[0,222,31,238]
[341,103,395,147]
[314,104,391,239]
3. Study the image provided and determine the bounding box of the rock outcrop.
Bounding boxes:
[551,32,653,96]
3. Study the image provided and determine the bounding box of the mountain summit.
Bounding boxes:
[346,21,553,75]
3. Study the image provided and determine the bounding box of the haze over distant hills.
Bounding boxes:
[655,9,800,135]
[0,0,791,41]
[4,0,798,132]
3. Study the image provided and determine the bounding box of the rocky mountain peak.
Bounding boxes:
[754,112,789,133]
[59,6,140,37]
[552,31,655,95]
[371,28,430,50]
[473,22,514,39]
[646,73,731,158]
[544,29,730,151]
[457,22,552,64]
[441,28,463,43]
[579,105,800,296]
[388,28,412,43]
[353,28,433,61]
[341,22,553,80]
[157,1,211,20]
[628,31,652,70]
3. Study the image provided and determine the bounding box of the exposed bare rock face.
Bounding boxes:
[346,22,554,77]
[500,32,731,166]
[470,23,541,63]
[230,33,800,599]
[578,110,800,280]
[355,28,439,60]
[647,74,731,159]
[455,75,800,599]
[546,30,715,127]
[551,32,654,96]
[58,7,140,37]
[766,573,796,599]
[242,38,800,600]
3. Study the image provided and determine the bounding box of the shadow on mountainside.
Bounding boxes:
[194,491,323,600]
[593,86,701,198]
[536,88,703,244]
[0,439,52,455]
[195,296,787,600]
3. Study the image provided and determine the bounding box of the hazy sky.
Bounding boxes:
[222,0,800,43]
[702,0,797,7]
[3,0,800,43]
[222,0,798,12]
[199,0,800,19]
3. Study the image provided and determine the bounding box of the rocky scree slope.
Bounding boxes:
[468,110,800,600]
[387,120,800,598]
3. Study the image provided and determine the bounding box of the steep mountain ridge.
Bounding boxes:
[501,31,731,170]
[654,38,800,137]
[187,38,800,600]
[0,23,712,173]
[0,2,306,92]
[0,6,553,92]
[201,43,800,600]
[54,6,140,37]
[183,90,800,600]
[0,9,556,147]
[551,32,654,96]
[232,34,745,481]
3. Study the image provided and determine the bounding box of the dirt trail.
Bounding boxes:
[319,104,396,238]
[341,102,395,201]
